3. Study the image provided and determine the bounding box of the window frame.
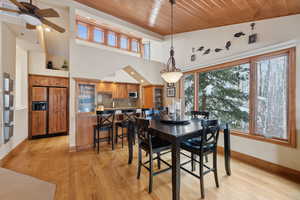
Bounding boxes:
[92,27,105,44]
[76,21,90,40]
[181,48,296,148]
[76,16,142,55]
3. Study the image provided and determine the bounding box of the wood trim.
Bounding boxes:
[0,139,27,167]
[76,16,142,55]
[229,130,296,147]
[142,84,164,88]
[217,146,300,183]
[184,48,297,148]
[73,77,140,86]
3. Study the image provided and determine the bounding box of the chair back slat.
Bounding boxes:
[191,111,210,119]
[96,110,115,127]
[136,118,152,146]
[201,119,220,148]
[122,109,136,122]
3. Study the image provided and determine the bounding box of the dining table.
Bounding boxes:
[127,114,231,200]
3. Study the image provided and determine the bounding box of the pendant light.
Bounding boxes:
[160,0,183,84]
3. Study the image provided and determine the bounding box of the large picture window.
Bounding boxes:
[198,63,250,133]
[183,74,195,113]
[182,48,296,147]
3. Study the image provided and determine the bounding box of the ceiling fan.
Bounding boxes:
[0,0,65,33]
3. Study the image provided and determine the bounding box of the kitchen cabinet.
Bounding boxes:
[143,85,163,109]
[127,84,139,93]
[97,82,113,93]
[112,83,127,99]
[29,75,69,139]
[49,87,68,134]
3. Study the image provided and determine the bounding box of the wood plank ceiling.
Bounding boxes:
[74,0,300,35]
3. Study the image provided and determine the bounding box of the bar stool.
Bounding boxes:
[115,109,136,148]
[93,110,115,153]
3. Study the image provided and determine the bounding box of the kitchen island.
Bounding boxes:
[74,78,141,150]
[76,108,141,151]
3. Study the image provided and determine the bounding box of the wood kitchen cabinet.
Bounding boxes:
[127,84,139,93]
[143,85,163,109]
[112,83,128,99]
[48,87,68,134]
[29,75,69,139]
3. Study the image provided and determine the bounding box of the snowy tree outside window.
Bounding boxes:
[182,52,292,141]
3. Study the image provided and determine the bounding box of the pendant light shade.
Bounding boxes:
[160,0,182,84]
[161,71,183,83]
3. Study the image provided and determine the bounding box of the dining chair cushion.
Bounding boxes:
[181,140,215,153]
[141,137,171,153]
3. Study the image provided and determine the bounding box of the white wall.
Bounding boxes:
[0,22,28,159]
[28,51,69,77]
[102,70,138,83]
[15,45,28,109]
[164,15,300,171]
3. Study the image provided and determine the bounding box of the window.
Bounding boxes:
[198,63,250,132]
[77,23,88,39]
[143,42,151,60]
[182,48,296,147]
[76,17,143,55]
[131,39,140,52]
[254,55,288,139]
[120,35,129,49]
[93,28,104,43]
[107,32,117,47]
[183,74,195,114]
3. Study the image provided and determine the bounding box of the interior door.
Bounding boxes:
[31,87,48,136]
[48,87,68,134]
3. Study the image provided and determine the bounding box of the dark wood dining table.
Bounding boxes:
[127,116,231,200]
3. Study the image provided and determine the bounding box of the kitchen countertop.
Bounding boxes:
[77,107,142,116]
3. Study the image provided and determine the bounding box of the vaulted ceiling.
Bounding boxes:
[74,0,300,35]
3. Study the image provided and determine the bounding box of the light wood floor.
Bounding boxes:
[3,136,300,200]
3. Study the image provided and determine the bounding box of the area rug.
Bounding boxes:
[0,168,56,200]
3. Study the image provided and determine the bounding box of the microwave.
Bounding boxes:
[128,92,138,98]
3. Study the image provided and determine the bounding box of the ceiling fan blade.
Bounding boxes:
[41,18,65,33]
[26,23,36,30]
[0,7,20,13]
[9,0,27,10]
[36,8,59,18]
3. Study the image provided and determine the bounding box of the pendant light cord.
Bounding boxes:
[171,1,174,49]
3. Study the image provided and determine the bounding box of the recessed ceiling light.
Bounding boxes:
[45,27,51,32]
[141,80,144,83]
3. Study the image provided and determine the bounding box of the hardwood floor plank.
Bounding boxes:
[2,136,300,200]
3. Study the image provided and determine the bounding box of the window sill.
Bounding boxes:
[226,130,297,148]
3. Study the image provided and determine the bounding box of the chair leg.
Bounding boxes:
[115,126,118,144]
[108,129,111,144]
[157,152,161,169]
[199,153,205,199]
[213,151,219,188]
[121,127,124,148]
[149,152,154,193]
[137,146,142,179]
[191,153,196,172]
[93,127,96,149]
[205,155,208,163]
[97,129,100,154]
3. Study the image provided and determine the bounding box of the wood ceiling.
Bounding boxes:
[74,0,300,35]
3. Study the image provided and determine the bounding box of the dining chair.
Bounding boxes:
[191,111,210,119]
[93,110,115,153]
[141,108,153,118]
[180,119,220,199]
[189,111,210,162]
[136,118,172,193]
[115,109,136,148]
